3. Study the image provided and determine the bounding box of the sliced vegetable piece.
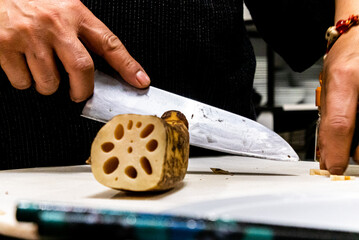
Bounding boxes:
[90,110,189,191]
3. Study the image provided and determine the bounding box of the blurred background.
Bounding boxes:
[244,4,321,161]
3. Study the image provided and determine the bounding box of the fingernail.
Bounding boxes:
[136,70,150,87]
[329,167,345,175]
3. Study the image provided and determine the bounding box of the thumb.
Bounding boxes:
[77,9,150,88]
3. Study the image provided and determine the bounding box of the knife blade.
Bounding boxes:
[82,70,299,161]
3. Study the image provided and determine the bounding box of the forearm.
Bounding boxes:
[335,0,359,22]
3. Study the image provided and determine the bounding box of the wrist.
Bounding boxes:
[325,15,359,58]
[335,0,359,22]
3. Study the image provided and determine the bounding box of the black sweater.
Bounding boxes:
[0,0,333,169]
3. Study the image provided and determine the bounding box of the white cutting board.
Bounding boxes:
[1,155,359,239]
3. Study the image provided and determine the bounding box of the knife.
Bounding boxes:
[81,70,299,161]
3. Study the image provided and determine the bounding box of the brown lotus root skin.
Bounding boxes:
[90,110,189,192]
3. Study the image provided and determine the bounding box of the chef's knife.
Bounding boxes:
[82,70,299,161]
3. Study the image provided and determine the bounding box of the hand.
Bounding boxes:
[319,27,359,175]
[0,0,150,102]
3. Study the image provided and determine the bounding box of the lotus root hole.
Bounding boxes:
[146,139,158,152]
[127,147,133,153]
[127,120,133,130]
[125,166,137,178]
[103,157,119,174]
[136,122,142,128]
[101,142,114,152]
[140,124,155,138]
[140,157,153,175]
[114,124,124,140]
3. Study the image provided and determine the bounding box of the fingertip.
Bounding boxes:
[68,73,94,103]
[319,159,327,170]
[70,94,91,103]
[36,86,59,96]
[11,80,32,90]
[34,77,60,96]
[135,70,151,88]
[328,166,345,175]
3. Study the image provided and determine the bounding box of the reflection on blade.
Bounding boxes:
[82,71,299,161]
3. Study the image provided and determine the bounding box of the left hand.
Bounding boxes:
[319,27,359,175]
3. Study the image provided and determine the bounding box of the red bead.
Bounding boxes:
[350,15,358,22]
[336,22,349,34]
[336,20,346,27]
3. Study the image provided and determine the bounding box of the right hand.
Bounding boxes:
[0,0,150,102]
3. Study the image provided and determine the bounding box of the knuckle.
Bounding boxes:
[16,21,36,37]
[37,9,58,24]
[0,31,20,51]
[34,73,59,95]
[101,32,124,53]
[31,50,47,62]
[124,57,136,69]
[72,56,94,72]
[327,62,359,81]
[0,32,12,47]
[326,115,353,136]
[62,0,82,11]
[38,76,59,90]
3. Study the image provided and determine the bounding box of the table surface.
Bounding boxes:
[1,155,359,239]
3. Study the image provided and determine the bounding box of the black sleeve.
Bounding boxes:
[244,0,335,72]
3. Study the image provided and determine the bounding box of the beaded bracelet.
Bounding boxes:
[325,15,359,58]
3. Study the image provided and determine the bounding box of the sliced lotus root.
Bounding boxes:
[90,110,189,191]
